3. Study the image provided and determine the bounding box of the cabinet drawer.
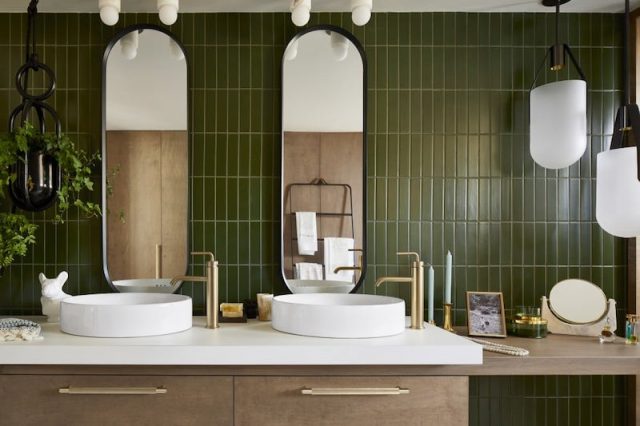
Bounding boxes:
[234,376,467,426]
[0,375,233,426]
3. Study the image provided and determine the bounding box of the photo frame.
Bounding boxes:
[466,291,507,337]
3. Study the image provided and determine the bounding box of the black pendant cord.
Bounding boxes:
[530,0,586,90]
[608,0,640,182]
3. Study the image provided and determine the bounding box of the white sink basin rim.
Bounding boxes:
[60,293,192,338]
[271,293,406,338]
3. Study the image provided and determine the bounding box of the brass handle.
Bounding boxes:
[191,251,215,263]
[301,387,409,396]
[397,252,420,264]
[59,386,167,395]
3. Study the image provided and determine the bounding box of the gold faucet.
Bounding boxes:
[333,249,364,274]
[170,252,219,329]
[375,252,424,330]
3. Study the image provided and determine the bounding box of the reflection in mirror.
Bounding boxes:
[281,27,366,294]
[103,25,188,293]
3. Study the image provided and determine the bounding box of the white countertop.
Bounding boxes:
[0,317,482,366]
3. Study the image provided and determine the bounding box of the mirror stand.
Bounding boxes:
[540,296,617,336]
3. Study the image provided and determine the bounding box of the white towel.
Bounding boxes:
[294,263,323,280]
[324,237,355,282]
[295,212,318,255]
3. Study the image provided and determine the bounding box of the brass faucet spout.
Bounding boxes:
[375,276,412,287]
[375,252,425,330]
[170,252,219,329]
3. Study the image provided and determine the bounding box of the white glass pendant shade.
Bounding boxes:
[158,0,179,25]
[596,147,640,237]
[530,79,587,169]
[99,0,120,26]
[290,0,311,27]
[330,32,349,62]
[120,31,139,60]
[351,0,372,26]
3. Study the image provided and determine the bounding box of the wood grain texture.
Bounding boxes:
[0,375,233,426]
[106,131,188,281]
[234,376,467,426]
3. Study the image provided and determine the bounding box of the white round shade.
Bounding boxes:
[530,79,587,169]
[596,146,640,237]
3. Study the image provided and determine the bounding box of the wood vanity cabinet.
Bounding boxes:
[234,376,468,426]
[0,375,233,426]
[0,373,467,426]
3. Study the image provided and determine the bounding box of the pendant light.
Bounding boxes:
[596,0,640,238]
[99,0,120,26]
[290,0,311,27]
[351,0,372,26]
[529,0,587,169]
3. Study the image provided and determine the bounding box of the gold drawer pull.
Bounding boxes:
[59,386,167,395]
[301,387,409,396]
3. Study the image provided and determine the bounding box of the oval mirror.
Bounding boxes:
[281,26,366,294]
[102,25,188,293]
[548,279,607,324]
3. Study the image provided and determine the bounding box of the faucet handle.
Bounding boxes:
[397,252,420,264]
[191,251,215,263]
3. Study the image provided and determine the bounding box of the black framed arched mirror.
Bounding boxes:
[102,25,189,294]
[280,25,367,294]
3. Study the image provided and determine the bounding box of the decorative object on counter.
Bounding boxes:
[599,318,616,344]
[529,0,587,169]
[170,252,219,329]
[427,265,434,324]
[220,303,247,323]
[39,271,71,322]
[375,252,425,330]
[625,314,638,345]
[443,303,456,333]
[0,318,42,342]
[466,337,529,357]
[444,250,452,304]
[466,292,506,338]
[541,279,616,337]
[257,293,274,321]
[596,0,640,237]
[507,306,547,339]
[243,299,258,319]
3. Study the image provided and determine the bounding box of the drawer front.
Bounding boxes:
[0,375,233,426]
[234,376,468,426]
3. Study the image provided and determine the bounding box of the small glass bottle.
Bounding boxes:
[625,314,638,345]
[599,318,615,344]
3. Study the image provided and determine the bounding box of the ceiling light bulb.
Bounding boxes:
[351,0,372,26]
[330,32,349,62]
[120,30,139,60]
[158,0,179,26]
[290,0,311,27]
[99,0,120,26]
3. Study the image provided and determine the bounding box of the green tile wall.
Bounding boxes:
[0,11,628,425]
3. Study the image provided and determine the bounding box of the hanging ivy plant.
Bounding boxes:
[0,122,101,222]
[0,213,37,270]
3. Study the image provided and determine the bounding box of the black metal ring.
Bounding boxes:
[15,61,56,101]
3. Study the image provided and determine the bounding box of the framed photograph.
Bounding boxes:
[466,291,507,337]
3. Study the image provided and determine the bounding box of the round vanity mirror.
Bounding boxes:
[102,25,189,293]
[280,25,367,295]
[548,279,607,324]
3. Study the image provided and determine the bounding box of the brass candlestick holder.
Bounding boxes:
[443,303,456,333]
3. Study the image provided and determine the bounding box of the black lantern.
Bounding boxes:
[7,0,61,212]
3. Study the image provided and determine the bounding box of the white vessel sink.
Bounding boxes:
[113,278,177,293]
[287,279,355,294]
[271,293,406,338]
[60,293,192,338]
